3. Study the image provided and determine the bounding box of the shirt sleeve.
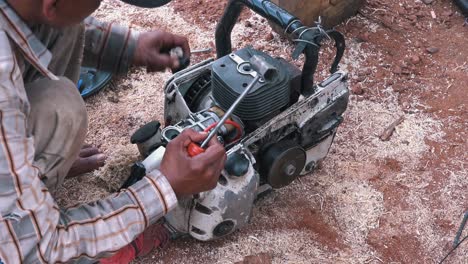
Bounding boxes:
[0,32,177,264]
[82,17,140,75]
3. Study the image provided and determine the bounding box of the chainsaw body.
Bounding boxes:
[129,0,349,241]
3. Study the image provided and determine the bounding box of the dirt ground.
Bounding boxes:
[55,0,467,263]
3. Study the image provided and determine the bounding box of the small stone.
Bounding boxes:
[422,0,434,4]
[356,74,366,82]
[396,6,406,15]
[401,68,411,75]
[416,11,426,18]
[351,85,364,95]
[107,95,119,103]
[414,41,422,48]
[393,83,408,93]
[416,24,425,30]
[408,15,417,22]
[442,10,453,17]
[393,66,402,75]
[265,32,274,41]
[410,55,421,64]
[357,32,370,42]
[426,47,440,54]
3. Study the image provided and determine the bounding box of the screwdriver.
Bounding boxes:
[188,75,261,157]
[187,55,277,157]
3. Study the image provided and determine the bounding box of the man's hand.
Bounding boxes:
[159,129,226,196]
[133,30,190,72]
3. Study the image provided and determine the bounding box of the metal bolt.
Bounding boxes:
[166,91,176,102]
[305,162,316,172]
[284,164,297,176]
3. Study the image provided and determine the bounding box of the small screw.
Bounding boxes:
[305,162,316,172]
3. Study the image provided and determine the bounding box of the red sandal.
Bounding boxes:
[100,224,170,264]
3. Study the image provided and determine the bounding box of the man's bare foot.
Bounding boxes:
[67,144,107,178]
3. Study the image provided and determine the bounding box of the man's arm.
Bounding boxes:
[0,31,176,263]
[83,17,191,74]
[82,17,139,75]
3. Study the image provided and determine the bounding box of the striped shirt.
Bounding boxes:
[0,1,177,263]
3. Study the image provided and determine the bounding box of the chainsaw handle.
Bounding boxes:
[216,0,297,58]
[215,0,345,96]
[453,0,468,16]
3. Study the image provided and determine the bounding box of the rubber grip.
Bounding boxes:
[188,142,205,157]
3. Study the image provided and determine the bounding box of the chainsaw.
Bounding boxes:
[124,0,349,241]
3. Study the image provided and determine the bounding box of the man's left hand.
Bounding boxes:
[133,30,190,72]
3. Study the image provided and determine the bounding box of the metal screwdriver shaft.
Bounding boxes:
[200,75,261,149]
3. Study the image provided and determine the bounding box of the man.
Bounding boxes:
[0,0,226,263]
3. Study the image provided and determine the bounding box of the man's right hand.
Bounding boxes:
[159,129,226,196]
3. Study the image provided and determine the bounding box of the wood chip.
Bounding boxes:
[426,47,440,54]
[379,116,405,141]
[235,253,272,264]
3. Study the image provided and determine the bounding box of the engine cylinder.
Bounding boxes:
[211,48,290,122]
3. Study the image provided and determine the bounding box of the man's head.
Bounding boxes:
[7,0,172,27]
[40,0,102,27]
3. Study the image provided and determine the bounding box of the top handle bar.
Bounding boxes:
[215,0,345,96]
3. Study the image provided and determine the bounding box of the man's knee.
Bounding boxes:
[26,77,87,136]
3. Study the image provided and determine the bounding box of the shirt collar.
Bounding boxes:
[0,0,58,80]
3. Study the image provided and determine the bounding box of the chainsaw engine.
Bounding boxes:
[181,47,301,133]
[212,48,292,127]
[126,0,349,241]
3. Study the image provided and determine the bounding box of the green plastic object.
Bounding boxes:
[77,67,113,99]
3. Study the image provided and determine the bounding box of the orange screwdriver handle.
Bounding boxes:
[188,142,206,157]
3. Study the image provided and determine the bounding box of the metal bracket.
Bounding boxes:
[228,53,265,83]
